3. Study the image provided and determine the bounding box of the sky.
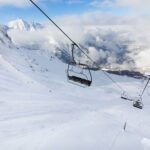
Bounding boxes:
[0,0,101,23]
[0,0,150,24]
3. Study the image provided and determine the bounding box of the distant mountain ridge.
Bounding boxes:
[8,19,43,31]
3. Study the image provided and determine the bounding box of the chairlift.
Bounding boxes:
[133,100,143,109]
[67,43,92,87]
[132,77,150,109]
[121,92,143,109]
[132,95,143,109]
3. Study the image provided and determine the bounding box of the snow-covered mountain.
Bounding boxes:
[0,22,150,150]
[8,19,43,31]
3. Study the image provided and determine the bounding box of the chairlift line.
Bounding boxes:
[67,43,92,87]
[29,0,125,92]
[29,0,150,109]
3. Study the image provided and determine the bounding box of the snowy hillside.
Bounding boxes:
[0,23,150,150]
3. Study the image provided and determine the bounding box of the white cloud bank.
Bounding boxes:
[6,11,150,70]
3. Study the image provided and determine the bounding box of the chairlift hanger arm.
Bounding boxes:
[140,78,150,97]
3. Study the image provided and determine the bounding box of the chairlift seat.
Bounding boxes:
[68,75,91,86]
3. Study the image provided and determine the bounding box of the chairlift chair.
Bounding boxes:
[133,100,143,109]
[131,77,149,109]
[133,77,150,109]
[67,43,92,87]
[67,62,92,87]
[121,92,143,109]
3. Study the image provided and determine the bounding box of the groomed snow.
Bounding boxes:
[0,45,150,150]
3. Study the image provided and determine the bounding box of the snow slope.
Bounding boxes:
[0,24,150,150]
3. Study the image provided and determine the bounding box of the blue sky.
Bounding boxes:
[0,0,100,23]
[0,0,124,24]
[0,0,149,24]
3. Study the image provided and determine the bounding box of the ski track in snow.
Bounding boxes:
[0,46,150,150]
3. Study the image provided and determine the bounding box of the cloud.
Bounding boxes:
[0,0,30,7]
[115,0,150,11]
[0,0,61,7]
[7,11,150,70]
[90,0,113,8]
[90,0,150,12]
[67,0,83,4]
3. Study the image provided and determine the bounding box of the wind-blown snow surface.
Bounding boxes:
[0,22,150,150]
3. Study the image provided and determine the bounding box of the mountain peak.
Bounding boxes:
[8,19,43,31]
